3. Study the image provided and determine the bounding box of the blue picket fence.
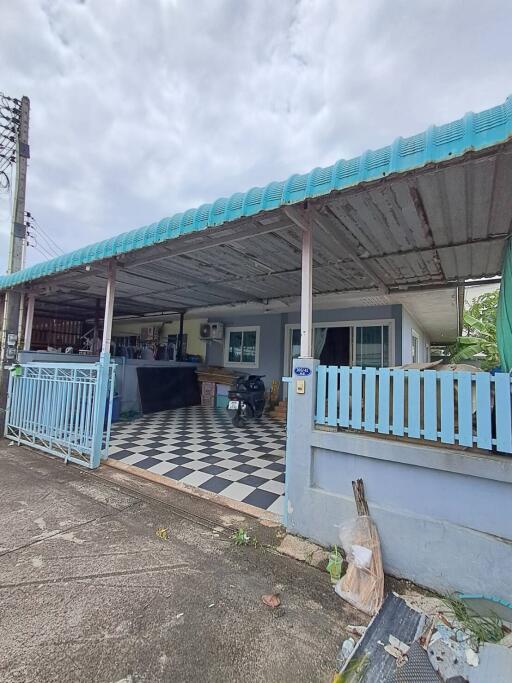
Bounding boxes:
[315,366,512,454]
[5,361,116,468]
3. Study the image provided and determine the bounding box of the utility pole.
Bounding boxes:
[0,94,30,431]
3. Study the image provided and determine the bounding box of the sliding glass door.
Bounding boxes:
[355,324,390,367]
[285,321,393,375]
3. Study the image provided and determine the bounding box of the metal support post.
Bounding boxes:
[91,260,116,468]
[177,311,185,361]
[23,294,35,350]
[101,261,116,355]
[300,211,313,359]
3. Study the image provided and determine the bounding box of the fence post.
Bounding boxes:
[285,357,319,529]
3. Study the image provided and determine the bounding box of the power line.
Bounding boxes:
[26,212,64,254]
[25,211,65,259]
[26,227,60,259]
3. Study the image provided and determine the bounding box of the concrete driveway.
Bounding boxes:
[0,441,363,683]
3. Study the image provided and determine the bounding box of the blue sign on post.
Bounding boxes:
[294,367,312,377]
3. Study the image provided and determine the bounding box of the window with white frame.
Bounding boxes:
[411,330,420,363]
[224,326,260,367]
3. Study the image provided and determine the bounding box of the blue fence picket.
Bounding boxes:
[364,367,376,431]
[494,372,512,453]
[351,367,362,430]
[316,365,327,424]
[407,369,421,439]
[339,367,350,427]
[392,369,405,436]
[377,368,390,434]
[475,372,492,450]
[312,363,512,457]
[440,372,455,444]
[456,371,473,447]
[423,370,437,441]
[327,366,338,426]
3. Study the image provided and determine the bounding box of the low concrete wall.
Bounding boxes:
[285,358,512,600]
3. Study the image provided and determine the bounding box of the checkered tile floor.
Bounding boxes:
[108,406,286,516]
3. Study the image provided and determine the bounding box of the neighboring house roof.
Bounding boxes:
[1,95,511,292]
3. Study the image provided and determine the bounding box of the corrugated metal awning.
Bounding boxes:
[1,96,511,322]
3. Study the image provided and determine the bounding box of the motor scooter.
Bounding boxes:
[227,374,266,427]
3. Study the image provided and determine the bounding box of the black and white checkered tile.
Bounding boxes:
[108,406,286,515]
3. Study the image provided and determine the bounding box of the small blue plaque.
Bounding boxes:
[294,367,312,376]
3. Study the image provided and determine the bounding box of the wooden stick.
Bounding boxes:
[352,478,369,516]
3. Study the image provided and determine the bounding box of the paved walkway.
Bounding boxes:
[109,406,286,515]
[0,441,362,683]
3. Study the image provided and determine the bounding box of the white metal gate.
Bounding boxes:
[4,360,116,468]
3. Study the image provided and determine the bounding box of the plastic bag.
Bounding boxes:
[335,515,384,616]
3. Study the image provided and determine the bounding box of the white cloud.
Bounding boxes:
[0,0,511,271]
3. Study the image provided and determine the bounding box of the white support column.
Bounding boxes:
[23,293,35,351]
[101,260,116,355]
[91,259,117,469]
[300,213,313,359]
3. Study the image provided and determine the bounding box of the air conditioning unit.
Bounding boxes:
[199,322,224,341]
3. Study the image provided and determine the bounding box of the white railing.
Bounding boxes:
[315,366,512,454]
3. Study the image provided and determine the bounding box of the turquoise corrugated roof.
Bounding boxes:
[2,95,512,291]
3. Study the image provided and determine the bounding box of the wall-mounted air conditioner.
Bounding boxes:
[199,322,224,341]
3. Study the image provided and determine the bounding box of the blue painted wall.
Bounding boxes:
[205,313,286,389]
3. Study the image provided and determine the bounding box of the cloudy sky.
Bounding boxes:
[1,0,511,273]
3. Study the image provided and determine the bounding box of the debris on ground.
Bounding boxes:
[335,637,355,669]
[334,479,384,616]
[277,533,329,568]
[261,593,281,609]
[346,625,367,638]
[334,589,512,682]
[155,526,170,541]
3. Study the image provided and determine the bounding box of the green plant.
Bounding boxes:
[231,528,251,546]
[156,527,169,541]
[450,291,500,370]
[332,654,369,682]
[442,595,504,646]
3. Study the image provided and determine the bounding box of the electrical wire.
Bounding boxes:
[25,212,65,260]
[30,241,55,261]
[28,214,65,254]
[27,230,59,259]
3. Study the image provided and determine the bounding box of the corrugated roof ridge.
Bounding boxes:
[1,95,511,290]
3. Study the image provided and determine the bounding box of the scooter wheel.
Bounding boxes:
[232,413,245,428]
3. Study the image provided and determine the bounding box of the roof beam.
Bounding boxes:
[284,204,390,293]
[363,233,509,261]
[119,214,295,268]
